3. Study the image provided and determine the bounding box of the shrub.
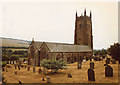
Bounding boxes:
[41,59,67,73]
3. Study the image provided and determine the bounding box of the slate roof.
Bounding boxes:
[33,41,92,52]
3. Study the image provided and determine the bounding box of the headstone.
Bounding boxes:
[14,65,17,69]
[27,66,30,71]
[18,65,20,70]
[68,74,72,78]
[77,62,82,69]
[38,68,42,74]
[42,78,45,81]
[88,68,95,81]
[33,67,35,72]
[90,59,92,61]
[43,67,46,74]
[46,76,51,83]
[105,65,113,77]
[90,62,94,69]
[18,80,22,84]
[2,68,5,72]
[15,71,17,75]
[25,66,26,68]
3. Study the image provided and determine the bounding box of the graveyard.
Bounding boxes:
[2,57,118,83]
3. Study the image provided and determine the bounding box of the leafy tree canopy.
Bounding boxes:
[108,43,120,62]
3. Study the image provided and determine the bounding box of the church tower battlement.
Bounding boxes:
[74,9,93,49]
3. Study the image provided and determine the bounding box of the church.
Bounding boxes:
[28,9,93,66]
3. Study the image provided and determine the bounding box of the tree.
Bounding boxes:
[41,59,67,73]
[108,43,120,63]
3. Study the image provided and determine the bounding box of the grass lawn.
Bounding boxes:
[2,59,118,83]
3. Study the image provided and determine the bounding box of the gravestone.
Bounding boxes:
[14,65,17,69]
[90,62,94,69]
[77,62,82,69]
[43,67,46,74]
[18,80,22,84]
[88,68,95,81]
[2,68,5,72]
[46,76,51,83]
[18,65,20,70]
[42,78,45,81]
[68,74,72,78]
[33,67,35,72]
[15,71,17,75]
[38,68,42,74]
[27,66,30,71]
[25,66,26,68]
[105,65,113,77]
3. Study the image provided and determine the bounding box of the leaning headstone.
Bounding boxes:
[38,68,42,74]
[77,62,82,69]
[15,71,17,75]
[90,62,94,69]
[46,76,51,83]
[33,67,35,72]
[105,65,113,77]
[88,68,95,81]
[43,67,46,74]
[27,66,30,71]
[68,74,72,78]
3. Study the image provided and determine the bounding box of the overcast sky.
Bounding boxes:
[0,0,118,49]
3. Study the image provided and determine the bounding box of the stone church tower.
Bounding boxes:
[74,9,93,49]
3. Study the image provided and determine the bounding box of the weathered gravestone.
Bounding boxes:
[42,78,45,81]
[88,68,95,81]
[14,65,17,69]
[38,68,42,74]
[43,67,46,74]
[18,65,20,70]
[15,71,17,75]
[90,62,94,69]
[105,65,113,77]
[68,74,72,78]
[33,67,35,72]
[27,66,30,71]
[25,66,26,68]
[77,62,82,69]
[2,68,5,72]
[46,76,51,83]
